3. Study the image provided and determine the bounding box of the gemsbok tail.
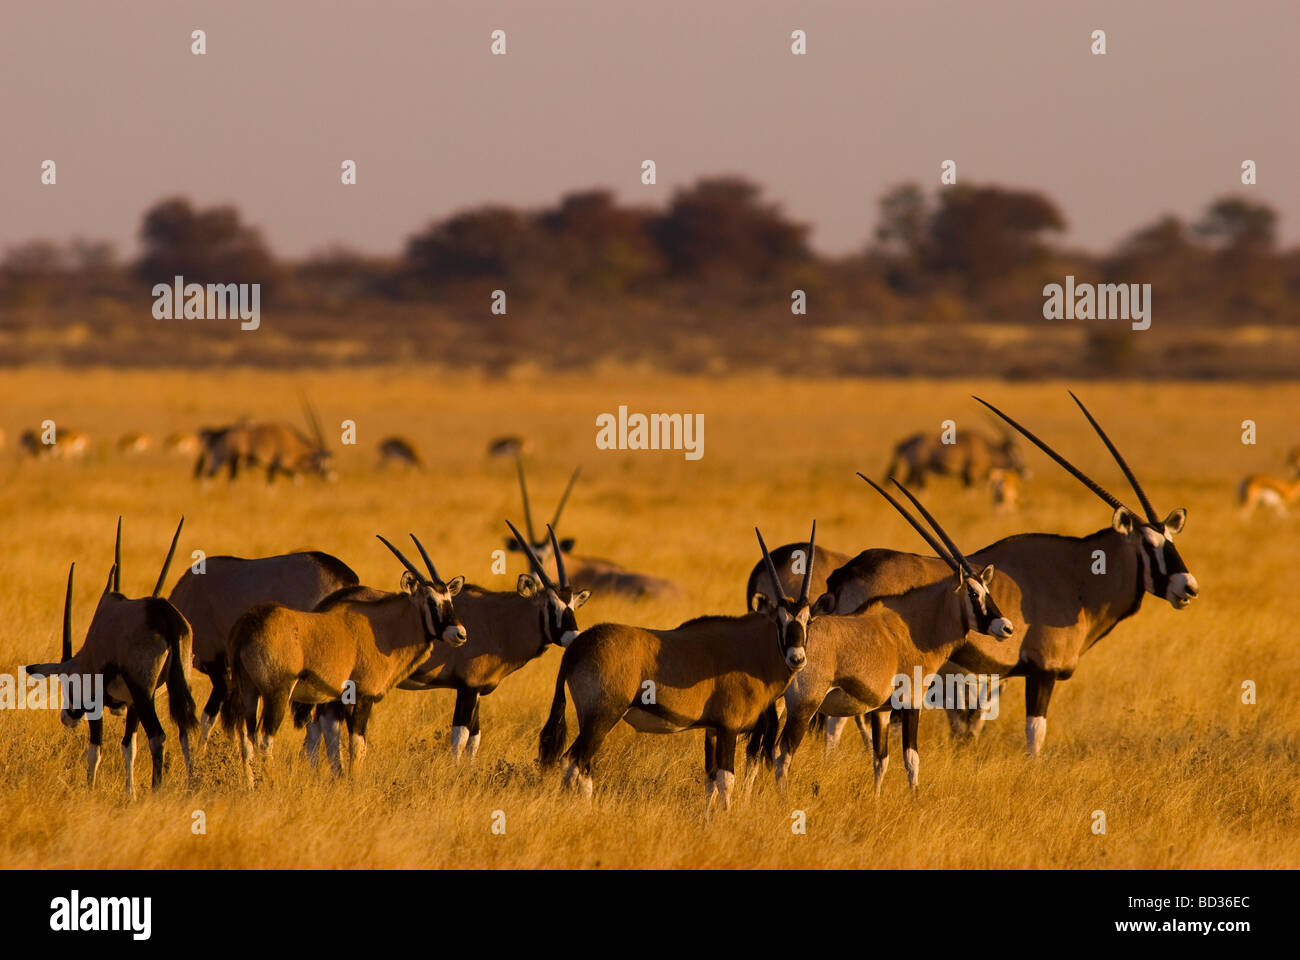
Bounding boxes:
[152,599,199,734]
[538,659,571,767]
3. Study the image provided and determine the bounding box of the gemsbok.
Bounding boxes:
[193,399,335,484]
[394,521,591,762]
[538,523,820,811]
[507,460,681,600]
[821,393,1199,757]
[377,435,424,471]
[26,518,198,797]
[774,479,1017,794]
[222,535,465,784]
[166,550,360,749]
[883,425,1026,489]
[1237,473,1300,517]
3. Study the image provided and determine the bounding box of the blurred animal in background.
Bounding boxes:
[884,424,1027,489]
[1238,473,1300,518]
[377,435,424,472]
[117,432,153,455]
[1288,445,1300,478]
[989,467,1020,512]
[487,435,533,459]
[162,431,200,456]
[193,398,335,484]
[20,426,90,460]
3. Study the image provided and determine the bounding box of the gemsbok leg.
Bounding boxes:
[450,686,480,761]
[870,709,891,795]
[86,716,104,787]
[121,709,140,798]
[1025,669,1056,757]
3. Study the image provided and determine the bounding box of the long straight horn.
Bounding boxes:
[1068,391,1159,523]
[409,533,441,583]
[799,520,817,603]
[888,480,973,575]
[972,397,1128,513]
[857,473,959,572]
[754,527,786,598]
[113,517,122,593]
[377,535,427,584]
[62,563,74,661]
[515,457,538,544]
[505,519,554,590]
[302,392,327,450]
[550,467,581,532]
[546,524,567,588]
[152,516,184,597]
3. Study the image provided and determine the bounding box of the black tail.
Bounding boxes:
[538,657,571,767]
[744,703,781,769]
[151,599,199,734]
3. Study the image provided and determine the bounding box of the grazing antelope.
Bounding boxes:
[393,522,591,762]
[26,518,198,797]
[162,431,201,456]
[538,523,820,810]
[823,393,1198,757]
[774,479,1017,794]
[487,435,532,459]
[193,399,335,484]
[884,426,1025,489]
[507,460,681,600]
[116,432,153,455]
[222,535,465,784]
[377,435,424,471]
[1238,474,1300,517]
[989,467,1021,512]
[20,427,90,460]
[166,550,360,749]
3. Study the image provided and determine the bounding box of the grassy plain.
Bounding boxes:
[0,367,1295,868]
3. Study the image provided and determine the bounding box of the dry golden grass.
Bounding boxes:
[0,367,1296,868]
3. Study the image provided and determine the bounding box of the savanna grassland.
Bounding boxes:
[0,367,1296,869]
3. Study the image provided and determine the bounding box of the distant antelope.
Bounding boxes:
[393,521,592,762]
[222,535,465,784]
[822,393,1198,757]
[538,523,819,810]
[20,427,90,460]
[884,426,1026,489]
[377,435,424,471]
[194,398,335,484]
[989,467,1020,512]
[507,460,682,601]
[116,432,153,455]
[162,431,200,456]
[26,518,198,797]
[774,478,1017,794]
[166,550,360,749]
[1238,474,1300,517]
[487,435,532,459]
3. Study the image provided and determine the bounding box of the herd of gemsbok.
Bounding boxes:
[23,393,1199,810]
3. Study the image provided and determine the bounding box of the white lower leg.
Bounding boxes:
[774,749,792,790]
[715,769,736,810]
[465,732,481,762]
[1025,716,1047,757]
[122,733,137,798]
[349,733,367,771]
[449,725,470,761]
[321,719,342,776]
[303,720,321,766]
[86,743,100,788]
[823,716,847,755]
[904,747,920,791]
[198,712,215,751]
[873,754,889,796]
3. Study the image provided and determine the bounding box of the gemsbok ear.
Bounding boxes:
[572,589,591,609]
[812,592,836,616]
[400,571,420,593]
[516,573,540,598]
[750,592,772,614]
[980,563,996,587]
[445,576,464,596]
[1164,508,1187,534]
[505,537,523,552]
[559,537,576,552]
[1112,506,1137,536]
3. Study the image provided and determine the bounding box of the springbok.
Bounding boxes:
[507,460,681,600]
[774,479,1017,794]
[1238,473,1300,517]
[222,535,465,784]
[823,393,1198,757]
[166,550,360,749]
[26,518,198,797]
[538,523,820,810]
[487,435,532,459]
[20,427,90,460]
[162,431,200,456]
[393,521,591,762]
[883,426,1025,489]
[989,467,1021,512]
[377,435,424,471]
[116,432,153,455]
[194,399,334,484]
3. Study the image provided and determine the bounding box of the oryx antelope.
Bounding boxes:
[377,435,424,471]
[487,435,532,459]
[222,535,465,784]
[166,550,360,749]
[1237,473,1300,517]
[26,518,198,797]
[823,393,1198,757]
[507,460,681,601]
[193,399,335,484]
[538,523,820,810]
[883,426,1026,489]
[774,479,1017,794]
[394,521,591,762]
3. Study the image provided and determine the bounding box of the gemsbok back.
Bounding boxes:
[222,535,465,784]
[26,518,198,797]
[538,523,819,811]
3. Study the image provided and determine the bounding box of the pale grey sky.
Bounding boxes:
[1,0,1295,260]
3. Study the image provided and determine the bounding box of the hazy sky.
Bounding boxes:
[2,0,1296,260]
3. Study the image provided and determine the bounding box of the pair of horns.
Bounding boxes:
[516,458,579,545]
[109,516,184,598]
[377,533,445,585]
[505,519,567,591]
[755,520,817,604]
[858,475,972,577]
[974,392,1159,524]
[300,391,327,451]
